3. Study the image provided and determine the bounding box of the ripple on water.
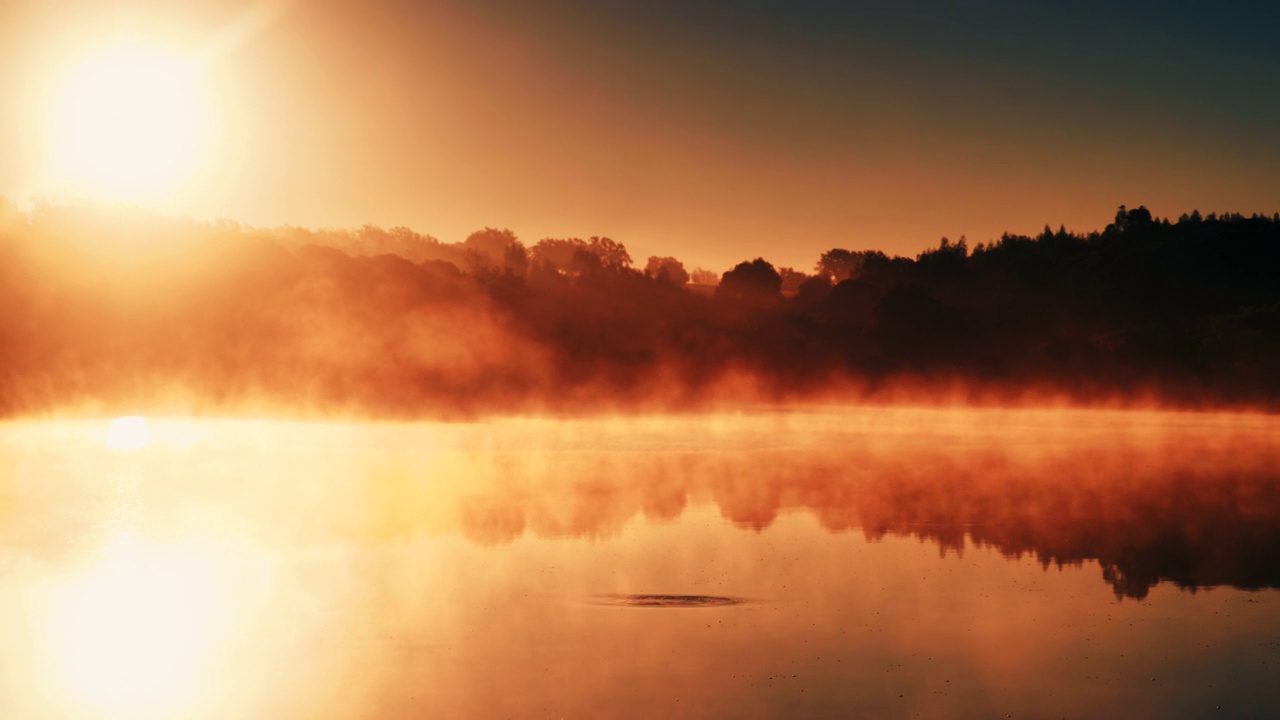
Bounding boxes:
[589,594,745,608]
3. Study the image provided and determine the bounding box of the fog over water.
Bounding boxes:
[2,406,1277,718]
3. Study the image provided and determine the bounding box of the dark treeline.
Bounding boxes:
[1,200,1278,415]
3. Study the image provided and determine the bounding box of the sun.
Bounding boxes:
[45,42,211,205]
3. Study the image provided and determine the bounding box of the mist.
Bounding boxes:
[1,199,1278,418]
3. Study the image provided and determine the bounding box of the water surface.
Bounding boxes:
[2,407,1278,718]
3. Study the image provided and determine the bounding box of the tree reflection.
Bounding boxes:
[3,412,1277,602]
[441,415,1280,600]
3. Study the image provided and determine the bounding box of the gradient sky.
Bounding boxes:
[2,0,1278,271]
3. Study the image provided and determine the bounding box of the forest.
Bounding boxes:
[1,199,1278,416]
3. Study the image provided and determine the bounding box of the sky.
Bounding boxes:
[1,0,1278,272]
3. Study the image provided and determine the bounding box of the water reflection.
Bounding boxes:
[0,408,1278,718]
[372,408,1279,600]
[105,415,150,450]
[44,544,221,717]
[3,409,1279,602]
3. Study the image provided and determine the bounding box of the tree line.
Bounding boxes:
[0,200,1277,415]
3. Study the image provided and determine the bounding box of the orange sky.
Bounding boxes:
[2,0,1277,272]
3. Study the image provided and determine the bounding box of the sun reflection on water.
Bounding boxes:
[44,545,223,718]
[105,416,150,450]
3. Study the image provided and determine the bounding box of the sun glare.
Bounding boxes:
[45,548,222,718]
[45,42,210,204]
[106,416,150,450]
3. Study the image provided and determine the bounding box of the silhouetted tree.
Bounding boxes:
[690,267,719,286]
[465,227,520,266]
[503,242,529,276]
[718,258,782,306]
[777,267,807,296]
[915,236,968,284]
[1110,205,1155,235]
[794,274,833,307]
[589,236,633,270]
[872,285,975,367]
[816,248,861,282]
[530,238,587,274]
[645,256,690,285]
[821,278,880,328]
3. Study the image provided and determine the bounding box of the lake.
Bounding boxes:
[2,407,1278,718]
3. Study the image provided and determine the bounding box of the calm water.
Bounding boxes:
[2,407,1279,719]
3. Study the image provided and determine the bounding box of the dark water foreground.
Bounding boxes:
[1,407,1278,719]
